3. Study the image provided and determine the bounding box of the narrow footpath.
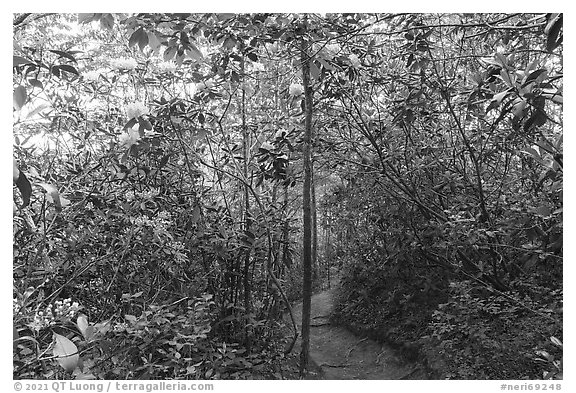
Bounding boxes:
[289,280,425,379]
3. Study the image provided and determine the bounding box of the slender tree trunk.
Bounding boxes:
[312,166,319,287]
[299,26,314,377]
[326,211,331,289]
[241,54,252,351]
[281,184,290,271]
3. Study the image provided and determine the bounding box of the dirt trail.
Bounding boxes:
[289,282,423,379]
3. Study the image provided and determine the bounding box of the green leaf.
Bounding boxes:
[99,14,115,30]
[548,94,563,105]
[28,78,43,89]
[495,52,508,68]
[523,253,539,270]
[318,58,334,71]
[138,118,153,131]
[545,14,563,53]
[49,50,77,63]
[59,64,79,75]
[158,155,170,169]
[53,333,79,373]
[531,206,551,217]
[13,55,32,67]
[521,147,541,161]
[77,314,95,341]
[14,162,32,208]
[50,65,61,78]
[130,27,149,51]
[223,37,237,50]
[129,27,141,47]
[217,13,235,21]
[147,32,162,52]
[77,314,89,336]
[93,320,112,336]
[25,102,49,120]
[512,99,527,119]
[524,110,547,131]
[77,13,95,24]
[75,372,97,380]
[470,72,483,85]
[175,54,185,67]
[13,158,20,182]
[39,183,64,212]
[491,90,509,105]
[124,118,137,130]
[125,314,137,324]
[554,135,563,150]
[500,69,513,87]
[247,52,258,62]
[310,60,320,81]
[79,316,93,340]
[523,69,547,86]
[13,85,27,110]
[13,326,19,349]
[187,43,204,61]
[164,46,178,61]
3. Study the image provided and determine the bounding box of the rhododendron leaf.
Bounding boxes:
[53,333,79,372]
[39,183,64,212]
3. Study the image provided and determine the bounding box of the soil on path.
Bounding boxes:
[288,282,425,380]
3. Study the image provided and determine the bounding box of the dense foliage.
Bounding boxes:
[323,14,563,379]
[13,13,562,380]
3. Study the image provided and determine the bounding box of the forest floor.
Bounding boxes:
[285,277,427,380]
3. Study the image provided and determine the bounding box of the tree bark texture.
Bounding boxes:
[299,30,314,376]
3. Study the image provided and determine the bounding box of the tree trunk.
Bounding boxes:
[281,184,290,272]
[325,211,331,289]
[241,54,252,351]
[312,166,319,287]
[299,27,314,377]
